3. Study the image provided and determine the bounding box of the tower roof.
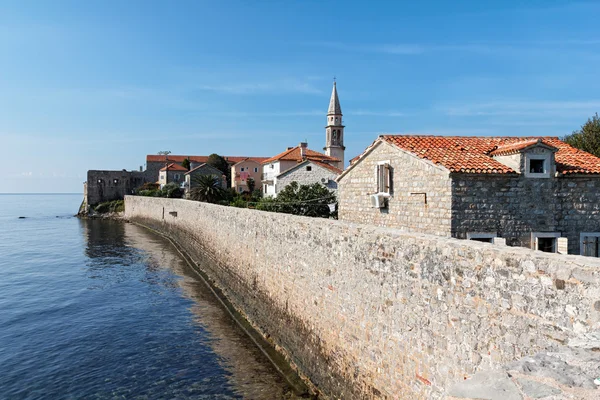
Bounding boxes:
[327,82,342,115]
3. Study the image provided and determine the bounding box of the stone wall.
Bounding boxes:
[451,174,600,254]
[338,142,453,236]
[125,196,600,399]
[85,170,147,207]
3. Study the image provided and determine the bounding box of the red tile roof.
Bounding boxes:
[262,145,340,164]
[380,135,600,175]
[311,160,343,174]
[159,163,188,172]
[488,138,557,157]
[147,155,268,164]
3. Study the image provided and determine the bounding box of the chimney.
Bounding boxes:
[300,142,308,158]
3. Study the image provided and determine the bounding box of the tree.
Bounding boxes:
[256,181,336,218]
[182,158,191,171]
[207,154,231,186]
[160,182,183,198]
[246,177,255,193]
[189,175,225,203]
[562,113,600,157]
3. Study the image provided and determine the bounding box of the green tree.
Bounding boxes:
[246,177,255,193]
[256,181,336,218]
[207,154,231,185]
[160,182,183,198]
[563,113,600,157]
[189,175,225,203]
[181,157,191,171]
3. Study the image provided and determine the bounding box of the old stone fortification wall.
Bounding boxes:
[85,170,147,207]
[125,196,600,399]
[451,174,600,254]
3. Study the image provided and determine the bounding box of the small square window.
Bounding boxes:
[530,159,545,173]
[306,166,312,171]
[241,167,245,172]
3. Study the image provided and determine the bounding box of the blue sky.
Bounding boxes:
[2,0,600,193]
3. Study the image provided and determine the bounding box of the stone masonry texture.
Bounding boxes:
[125,196,600,399]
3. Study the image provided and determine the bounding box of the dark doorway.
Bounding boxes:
[537,237,556,253]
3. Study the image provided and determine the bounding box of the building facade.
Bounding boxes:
[261,143,341,197]
[158,163,187,188]
[185,163,227,193]
[337,135,600,256]
[231,159,262,193]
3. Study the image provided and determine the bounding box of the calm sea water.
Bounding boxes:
[0,194,295,399]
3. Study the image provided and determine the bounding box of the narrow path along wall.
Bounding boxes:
[125,196,600,399]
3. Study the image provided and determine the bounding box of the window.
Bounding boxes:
[270,164,274,169]
[531,232,561,253]
[241,167,245,172]
[174,174,180,180]
[376,161,391,194]
[254,167,258,173]
[306,166,312,171]
[239,187,244,193]
[524,152,552,178]
[530,159,545,174]
[581,233,600,257]
[467,233,497,243]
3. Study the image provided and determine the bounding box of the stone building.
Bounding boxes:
[158,163,187,188]
[261,143,341,197]
[185,163,227,192]
[83,170,146,209]
[337,135,600,256]
[146,155,267,184]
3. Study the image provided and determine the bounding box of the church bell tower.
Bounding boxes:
[324,81,345,170]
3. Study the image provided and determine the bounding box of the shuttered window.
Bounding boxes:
[582,235,600,257]
[377,163,391,194]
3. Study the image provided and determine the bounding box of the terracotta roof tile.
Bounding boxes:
[381,135,600,175]
[159,163,188,172]
[147,155,268,164]
[262,146,340,164]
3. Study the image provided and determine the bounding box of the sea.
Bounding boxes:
[0,194,296,399]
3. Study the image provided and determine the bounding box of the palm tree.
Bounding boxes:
[189,174,225,203]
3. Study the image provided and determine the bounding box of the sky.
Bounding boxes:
[1,0,600,193]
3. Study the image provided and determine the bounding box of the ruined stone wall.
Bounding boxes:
[451,174,600,254]
[85,170,147,207]
[338,142,453,236]
[125,196,600,399]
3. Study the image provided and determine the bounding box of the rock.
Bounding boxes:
[448,370,522,400]
[517,378,561,398]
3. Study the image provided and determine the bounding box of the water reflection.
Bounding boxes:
[121,222,298,399]
[79,219,297,399]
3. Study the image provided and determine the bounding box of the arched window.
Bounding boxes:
[332,130,337,143]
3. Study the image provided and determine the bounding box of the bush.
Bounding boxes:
[255,181,336,218]
[159,182,183,198]
[94,200,125,214]
[230,197,248,208]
